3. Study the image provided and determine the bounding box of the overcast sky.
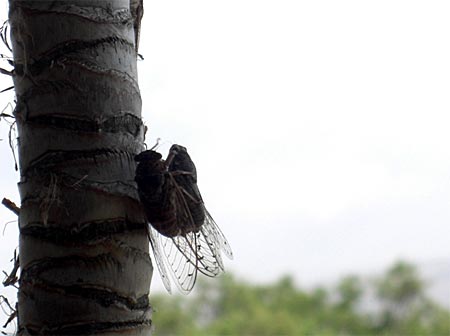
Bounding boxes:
[0,0,449,296]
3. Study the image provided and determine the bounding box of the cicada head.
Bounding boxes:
[135,150,166,198]
[169,144,187,154]
[135,150,163,163]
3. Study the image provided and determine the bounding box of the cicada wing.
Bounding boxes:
[169,226,223,278]
[195,222,224,272]
[170,173,233,271]
[147,225,172,294]
[204,208,234,260]
[156,232,198,294]
[169,177,224,277]
[196,225,225,274]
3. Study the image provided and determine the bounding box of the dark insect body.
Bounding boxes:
[135,149,181,237]
[135,144,233,294]
[167,145,205,230]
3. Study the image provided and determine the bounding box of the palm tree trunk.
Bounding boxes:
[8,0,152,334]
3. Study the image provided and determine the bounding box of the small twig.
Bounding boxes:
[1,102,13,116]
[0,296,16,329]
[1,198,19,216]
[2,220,17,236]
[0,86,13,94]
[0,68,13,76]
[2,258,19,288]
[3,248,19,288]
[7,120,18,171]
[2,309,16,328]
[0,104,19,171]
[0,20,12,52]
[0,297,13,312]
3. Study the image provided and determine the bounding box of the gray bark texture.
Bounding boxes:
[8,0,152,334]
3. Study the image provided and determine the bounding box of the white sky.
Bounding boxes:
[0,0,449,297]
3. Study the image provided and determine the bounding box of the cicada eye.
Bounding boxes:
[169,144,187,154]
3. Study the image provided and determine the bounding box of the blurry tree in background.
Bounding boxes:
[374,261,449,335]
[151,261,450,336]
[336,275,362,310]
[377,261,423,310]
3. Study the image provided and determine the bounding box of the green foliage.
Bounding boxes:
[151,295,200,336]
[336,275,362,309]
[150,262,450,336]
[376,261,423,306]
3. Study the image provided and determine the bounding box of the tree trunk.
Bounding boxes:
[8,0,152,334]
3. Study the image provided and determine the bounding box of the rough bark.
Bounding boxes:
[8,0,152,334]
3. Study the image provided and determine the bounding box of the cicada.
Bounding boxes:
[135,144,233,294]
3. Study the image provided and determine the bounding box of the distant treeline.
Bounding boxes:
[150,261,450,335]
